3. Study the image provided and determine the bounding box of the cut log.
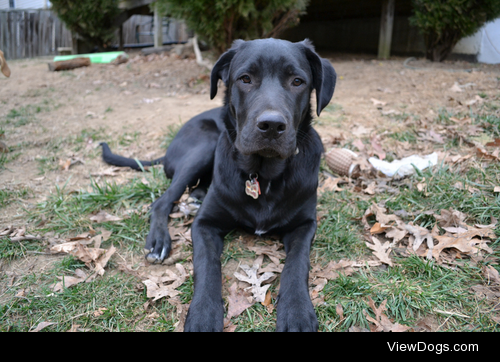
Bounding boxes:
[48,57,91,72]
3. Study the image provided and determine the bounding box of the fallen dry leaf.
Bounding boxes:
[485,138,500,147]
[89,210,122,223]
[364,297,411,332]
[482,265,500,285]
[234,258,275,303]
[363,181,377,195]
[366,237,393,266]
[52,268,91,292]
[90,166,123,177]
[310,259,356,280]
[94,244,116,276]
[453,181,480,194]
[30,321,56,332]
[310,277,327,306]
[449,82,463,93]
[370,135,386,160]
[362,203,401,231]
[93,307,108,317]
[370,98,387,107]
[405,222,434,257]
[476,146,500,161]
[431,226,495,261]
[50,233,116,278]
[318,176,343,194]
[142,263,188,301]
[336,304,344,321]
[247,243,285,265]
[434,208,467,228]
[384,220,408,243]
[224,282,255,327]
[370,222,388,234]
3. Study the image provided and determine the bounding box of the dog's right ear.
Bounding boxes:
[210,40,244,99]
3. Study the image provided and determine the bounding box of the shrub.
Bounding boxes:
[50,0,120,50]
[156,0,309,54]
[410,0,500,62]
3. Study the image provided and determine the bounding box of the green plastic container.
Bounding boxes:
[53,51,127,64]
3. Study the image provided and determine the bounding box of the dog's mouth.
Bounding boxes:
[257,148,281,158]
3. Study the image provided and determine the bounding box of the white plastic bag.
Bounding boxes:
[368,152,438,178]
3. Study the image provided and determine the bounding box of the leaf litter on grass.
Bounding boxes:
[49,228,116,291]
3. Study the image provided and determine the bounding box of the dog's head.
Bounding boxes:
[210,38,336,160]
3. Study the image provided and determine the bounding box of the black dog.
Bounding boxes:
[101,38,336,331]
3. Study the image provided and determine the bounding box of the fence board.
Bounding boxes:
[0,9,72,60]
[0,10,187,60]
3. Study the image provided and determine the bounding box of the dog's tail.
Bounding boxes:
[100,142,165,171]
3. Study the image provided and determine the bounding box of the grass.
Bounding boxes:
[0,256,177,332]
[1,99,499,332]
[1,101,51,128]
[0,187,33,208]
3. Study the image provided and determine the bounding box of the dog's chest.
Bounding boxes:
[237,179,301,235]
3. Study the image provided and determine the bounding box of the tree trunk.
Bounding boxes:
[424,29,462,62]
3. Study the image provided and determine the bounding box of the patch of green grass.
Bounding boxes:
[0,152,7,170]
[30,167,169,253]
[0,256,176,332]
[2,102,51,127]
[35,155,59,175]
[315,103,345,126]
[118,131,141,147]
[0,187,33,208]
[388,129,418,144]
[0,236,44,260]
[316,255,498,331]
[476,113,500,138]
[383,162,500,226]
[161,121,184,149]
[314,190,368,261]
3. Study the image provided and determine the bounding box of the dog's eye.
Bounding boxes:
[240,75,252,84]
[292,78,303,86]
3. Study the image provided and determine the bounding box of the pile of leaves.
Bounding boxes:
[363,204,497,267]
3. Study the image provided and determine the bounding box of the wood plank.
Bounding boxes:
[153,3,163,48]
[377,0,394,59]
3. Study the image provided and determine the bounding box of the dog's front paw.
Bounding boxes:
[144,222,172,264]
[276,294,318,332]
[184,299,224,332]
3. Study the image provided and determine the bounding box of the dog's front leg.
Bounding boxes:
[184,218,226,332]
[276,220,319,332]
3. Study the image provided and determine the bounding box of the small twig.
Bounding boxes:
[192,35,213,71]
[8,235,43,242]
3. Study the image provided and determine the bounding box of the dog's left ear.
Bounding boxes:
[301,40,336,116]
[210,40,245,99]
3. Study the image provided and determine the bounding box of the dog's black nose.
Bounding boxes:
[256,112,287,140]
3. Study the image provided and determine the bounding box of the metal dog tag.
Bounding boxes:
[245,177,261,199]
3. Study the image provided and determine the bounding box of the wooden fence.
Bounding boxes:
[0,10,72,60]
[0,10,188,60]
